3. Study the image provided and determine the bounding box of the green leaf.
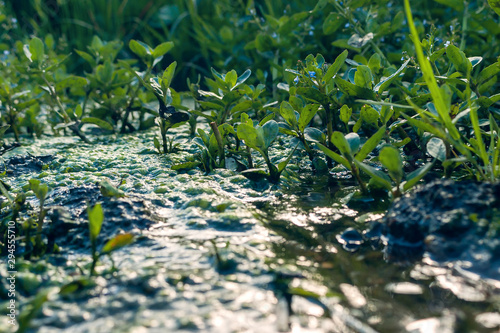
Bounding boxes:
[368,53,382,74]
[152,42,174,59]
[261,120,279,151]
[56,76,88,91]
[331,131,352,156]
[259,113,275,126]
[234,69,251,90]
[278,145,297,173]
[354,65,373,89]
[29,37,45,62]
[101,233,134,254]
[339,105,352,125]
[470,106,489,167]
[404,0,461,140]
[99,180,125,198]
[426,137,446,161]
[323,13,347,35]
[280,101,297,128]
[334,77,377,99]
[446,44,471,75]
[477,62,500,85]
[241,168,269,182]
[237,124,262,153]
[96,61,113,84]
[129,40,150,59]
[403,161,435,191]
[0,125,10,138]
[374,59,410,93]
[74,105,83,118]
[171,162,201,171]
[354,160,392,190]
[304,127,325,143]
[401,112,445,139]
[434,0,464,11]
[225,70,238,89]
[289,96,304,112]
[317,143,351,170]
[296,87,329,106]
[298,104,319,132]
[323,50,348,84]
[29,179,48,201]
[355,126,386,161]
[161,61,177,93]
[345,132,360,154]
[360,105,379,125]
[88,203,104,242]
[153,136,161,153]
[379,146,403,184]
[490,0,500,16]
[81,117,114,131]
[231,100,253,113]
[75,50,96,67]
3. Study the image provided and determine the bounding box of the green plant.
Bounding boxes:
[278,99,320,161]
[87,203,134,276]
[194,68,254,126]
[22,37,94,142]
[0,81,39,142]
[119,39,175,133]
[237,113,295,183]
[403,0,500,181]
[193,123,237,172]
[355,145,434,198]
[122,58,190,153]
[28,179,48,255]
[316,127,386,193]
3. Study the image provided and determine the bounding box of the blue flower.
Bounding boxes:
[294,76,299,84]
[308,71,316,78]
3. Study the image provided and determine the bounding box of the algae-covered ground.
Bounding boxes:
[0,127,499,332]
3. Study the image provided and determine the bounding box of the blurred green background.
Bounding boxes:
[3,0,500,91]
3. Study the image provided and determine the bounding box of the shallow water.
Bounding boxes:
[0,128,498,332]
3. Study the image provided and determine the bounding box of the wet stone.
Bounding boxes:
[4,154,54,176]
[336,227,364,252]
[378,179,500,266]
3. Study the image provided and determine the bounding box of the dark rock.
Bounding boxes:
[379,179,500,268]
[336,227,364,252]
[4,154,54,176]
[43,184,155,251]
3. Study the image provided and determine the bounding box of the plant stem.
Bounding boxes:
[34,199,45,253]
[121,66,153,133]
[160,119,168,154]
[40,73,90,143]
[210,122,225,167]
[351,164,368,194]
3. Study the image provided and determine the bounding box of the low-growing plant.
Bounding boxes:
[0,81,40,142]
[28,179,48,256]
[119,39,175,133]
[237,113,296,183]
[355,145,434,198]
[194,67,254,125]
[402,0,500,182]
[87,203,134,276]
[22,37,94,142]
[316,127,386,193]
[278,99,320,161]
[122,59,190,153]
